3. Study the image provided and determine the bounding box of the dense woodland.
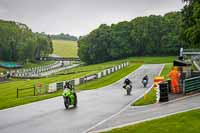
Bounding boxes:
[0,20,53,62]
[78,0,200,64]
[50,33,77,41]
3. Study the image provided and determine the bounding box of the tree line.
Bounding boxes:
[78,0,200,64]
[78,12,182,64]
[0,20,53,63]
[50,33,78,41]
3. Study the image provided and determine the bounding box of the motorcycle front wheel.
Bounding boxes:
[64,97,69,109]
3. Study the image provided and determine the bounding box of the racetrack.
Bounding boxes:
[0,64,163,133]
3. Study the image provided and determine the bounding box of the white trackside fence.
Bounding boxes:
[48,62,129,93]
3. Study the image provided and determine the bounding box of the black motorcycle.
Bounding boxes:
[123,84,132,95]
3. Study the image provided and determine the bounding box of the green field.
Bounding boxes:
[0,56,175,109]
[132,63,173,106]
[103,108,200,133]
[52,40,78,57]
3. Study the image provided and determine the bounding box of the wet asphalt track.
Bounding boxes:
[0,64,163,133]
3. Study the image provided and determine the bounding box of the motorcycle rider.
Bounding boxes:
[123,78,132,89]
[64,82,73,91]
[142,75,149,87]
[63,82,77,108]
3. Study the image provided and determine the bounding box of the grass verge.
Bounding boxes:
[102,109,200,133]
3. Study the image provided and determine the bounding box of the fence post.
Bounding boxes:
[17,88,19,98]
[183,80,185,95]
[34,84,36,96]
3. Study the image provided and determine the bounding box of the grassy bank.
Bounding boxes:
[52,40,78,57]
[133,63,173,106]
[103,109,200,133]
[0,57,175,109]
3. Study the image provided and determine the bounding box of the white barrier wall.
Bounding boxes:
[98,72,102,78]
[118,65,121,69]
[115,66,118,71]
[85,75,97,81]
[74,78,80,85]
[111,67,115,73]
[107,69,111,74]
[103,70,107,76]
[121,64,123,68]
[48,83,57,93]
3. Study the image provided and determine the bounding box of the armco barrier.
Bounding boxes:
[183,76,200,94]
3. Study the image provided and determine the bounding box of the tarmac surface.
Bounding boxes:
[90,93,200,132]
[0,64,163,133]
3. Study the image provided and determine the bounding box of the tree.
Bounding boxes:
[181,0,200,48]
[0,19,53,62]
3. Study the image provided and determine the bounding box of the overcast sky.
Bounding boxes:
[0,0,184,36]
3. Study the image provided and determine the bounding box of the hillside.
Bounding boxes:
[52,40,78,58]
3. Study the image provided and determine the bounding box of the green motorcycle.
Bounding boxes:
[62,88,77,109]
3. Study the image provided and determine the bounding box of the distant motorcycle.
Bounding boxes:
[62,88,77,109]
[142,79,148,88]
[142,75,149,88]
